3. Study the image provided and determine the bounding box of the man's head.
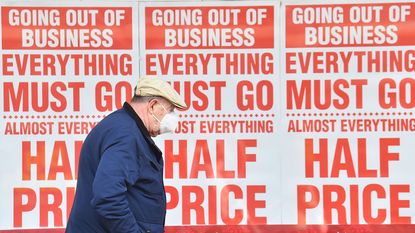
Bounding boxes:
[130,76,186,137]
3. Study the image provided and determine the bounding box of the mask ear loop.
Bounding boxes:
[159,103,172,114]
[152,113,161,123]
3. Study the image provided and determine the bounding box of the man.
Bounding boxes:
[66,76,187,233]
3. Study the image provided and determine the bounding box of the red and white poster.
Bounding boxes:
[281,0,415,231]
[0,1,139,231]
[0,0,415,232]
[140,1,279,230]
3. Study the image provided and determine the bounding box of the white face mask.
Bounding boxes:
[152,104,179,134]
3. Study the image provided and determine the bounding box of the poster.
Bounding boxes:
[281,0,415,229]
[0,1,139,231]
[139,0,279,228]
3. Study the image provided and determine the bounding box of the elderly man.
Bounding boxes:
[66,76,187,233]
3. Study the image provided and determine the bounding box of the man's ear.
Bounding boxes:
[147,98,158,113]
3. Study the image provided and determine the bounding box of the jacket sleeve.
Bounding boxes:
[90,129,143,233]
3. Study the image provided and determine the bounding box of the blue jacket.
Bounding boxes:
[66,102,166,233]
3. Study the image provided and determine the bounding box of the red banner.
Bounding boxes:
[1,225,415,233]
[2,7,132,49]
[286,3,415,47]
[145,6,274,49]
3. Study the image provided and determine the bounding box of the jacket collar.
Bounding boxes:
[123,102,162,161]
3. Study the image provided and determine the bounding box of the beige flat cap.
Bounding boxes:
[134,76,187,109]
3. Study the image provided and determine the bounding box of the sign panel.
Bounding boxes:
[139,1,280,226]
[0,1,139,230]
[282,0,415,226]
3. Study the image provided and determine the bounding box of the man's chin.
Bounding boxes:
[150,131,160,137]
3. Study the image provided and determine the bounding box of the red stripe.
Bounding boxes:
[1,225,415,233]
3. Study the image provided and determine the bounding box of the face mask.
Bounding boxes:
[152,104,179,134]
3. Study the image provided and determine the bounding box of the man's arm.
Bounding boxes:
[91,129,142,233]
